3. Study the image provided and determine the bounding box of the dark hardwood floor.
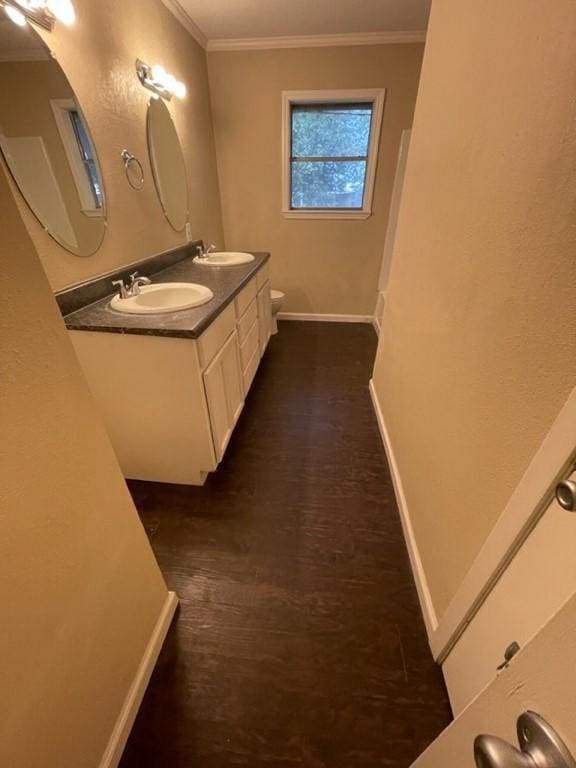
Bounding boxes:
[120,321,451,768]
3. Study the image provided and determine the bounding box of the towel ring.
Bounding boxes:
[121,149,144,190]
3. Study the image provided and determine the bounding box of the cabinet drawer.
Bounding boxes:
[197,302,236,369]
[237,297,257,344]
[256,261,270,290]
[243,343,259,393]
[234,277,257,318]
[240,318,259,370]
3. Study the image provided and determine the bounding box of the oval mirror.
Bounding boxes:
[0,20,106,256]
[147,97,188,232]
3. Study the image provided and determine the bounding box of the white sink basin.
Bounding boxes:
[110,282,213,314]
[193,251,255,267]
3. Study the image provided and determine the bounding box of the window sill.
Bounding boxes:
[81,208,105,218]
[282,210,372,221]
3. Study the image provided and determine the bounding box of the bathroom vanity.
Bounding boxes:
[1,8,276,489]
[62,248,272,485]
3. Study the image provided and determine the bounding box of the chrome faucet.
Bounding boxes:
[111,271,151,300]
[128,271,151,295]
[196,243,216,259]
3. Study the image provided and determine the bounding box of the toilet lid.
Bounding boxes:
[270,289,284,300]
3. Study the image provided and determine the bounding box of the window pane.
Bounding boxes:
[68,108,102,209]
[291,103,372,158]
[291,160,367,209]
[86,161,103,208]
[69,109,95,161]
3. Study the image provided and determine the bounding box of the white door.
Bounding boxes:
[377,128,411,294]
[373,129,411,333]
[0,135,78,247]
[412,589,576,768]
[202,331,243,462]
[432,389,576,713]
[442,467,576,713]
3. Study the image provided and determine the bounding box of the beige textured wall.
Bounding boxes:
[0,165,169,766]
[208,44,424,315]
[17,0,223,291]
[372,0,576,618]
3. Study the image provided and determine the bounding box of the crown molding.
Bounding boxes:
[160,0,207,49]
[207,30,426,52]
[156,4,426,53]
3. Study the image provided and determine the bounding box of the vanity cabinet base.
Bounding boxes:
[69,269,272,485]
[70,331,218,485]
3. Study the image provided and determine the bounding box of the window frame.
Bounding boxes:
[281,89,385,220]
[50,98,104,217]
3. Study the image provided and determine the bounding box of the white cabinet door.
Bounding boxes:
[257,282,271,356]
[202,331,243,462]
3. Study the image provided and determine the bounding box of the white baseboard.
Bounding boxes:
[278,312,373,323]
[368,379,438,639]
[98,591,178,768]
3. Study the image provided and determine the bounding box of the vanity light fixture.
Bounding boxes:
[1,0,75,29]
[3,3,27,25]
[136,59,187,101]
[46,0,75,25]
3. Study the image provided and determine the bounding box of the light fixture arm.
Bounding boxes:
[1,0,75,29]
[1,0,55,29]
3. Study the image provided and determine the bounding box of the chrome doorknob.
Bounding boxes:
[555,480,576,511]
[474,713,576,768]
[474,735,532,768]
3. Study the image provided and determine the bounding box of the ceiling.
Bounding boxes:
[174,0,431,43]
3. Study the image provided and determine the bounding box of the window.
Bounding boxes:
[51,99,104,216]
[282,90,385,219]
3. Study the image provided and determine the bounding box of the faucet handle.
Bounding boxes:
[112,279,128,299]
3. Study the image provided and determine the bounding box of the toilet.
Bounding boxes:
[270,289,285,334]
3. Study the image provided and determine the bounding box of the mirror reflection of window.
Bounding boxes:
[0,21,106,256]
[50,99,104,215]
[69,108,103,208]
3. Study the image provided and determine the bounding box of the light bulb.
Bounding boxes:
[47,0,75,25]
[174,81,187,99]
[4,5,27,25]
[164,73,177,93]
[151,65,167,87]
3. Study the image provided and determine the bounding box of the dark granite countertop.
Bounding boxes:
[64,252,270,339]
